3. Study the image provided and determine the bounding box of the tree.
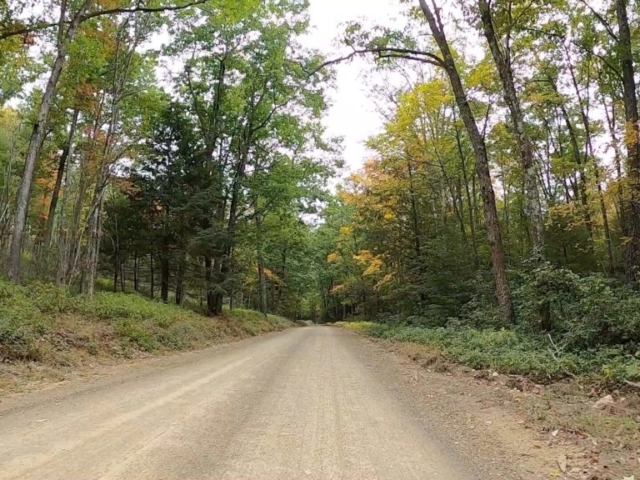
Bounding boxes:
[4,0,217,283]
[476,0,545,259]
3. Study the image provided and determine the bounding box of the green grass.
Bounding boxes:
[344,322,640,386]
[0,278,294,366]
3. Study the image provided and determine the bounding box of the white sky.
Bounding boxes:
[301,0,403,172]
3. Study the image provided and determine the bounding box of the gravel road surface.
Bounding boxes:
[0,326,493,479]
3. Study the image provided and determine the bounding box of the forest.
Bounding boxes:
[1,1,640,382]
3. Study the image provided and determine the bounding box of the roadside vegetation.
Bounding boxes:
[336,263,640,387]
[0,278,292,390]
[344,320,639,387]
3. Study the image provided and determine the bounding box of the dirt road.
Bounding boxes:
[0,326,530,479]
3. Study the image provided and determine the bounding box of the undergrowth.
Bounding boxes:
[344,322,640,386]
[0,278,293,367]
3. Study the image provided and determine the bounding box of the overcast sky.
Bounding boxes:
[301,0,402,172]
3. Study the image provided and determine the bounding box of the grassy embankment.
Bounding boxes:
[0,278,293,389]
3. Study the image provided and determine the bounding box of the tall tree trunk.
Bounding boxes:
[160,255,170,303]
[213,144,249,313]
[419,0,513,323]
[150,253,155,300]
[113,258,119,292]
[558,102,594,242]
[112,212,120,292]
[277,248,287,313]
[616,0,640,283]
[257,263,268,316]
[84,167,107,297]
[205,255,217,315]
[405,151,424,287]
[454,114,479,266]
[604,98,627,233]
[0,120,24,246]
[7,0,93,281]
[44,108,79,248]
[478,0,544,259]
[54,140,72,285]
[84,21,140,297]
[568,60,615,273]
[175,252,185,305]
[133,249,139,292]
[256,213,268,317]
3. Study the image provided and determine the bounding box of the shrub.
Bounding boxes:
[345,321,640,385]
[514,263,640,350]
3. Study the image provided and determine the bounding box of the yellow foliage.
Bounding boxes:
[363,257,383,276]
[374,272,395,291]
[253,266,286,285]
[353,250,373,264]
[466,58,494,89]
[327,252,339,263]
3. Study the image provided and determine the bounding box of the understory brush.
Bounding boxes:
[344,321,639,385]
[343,265,640,386]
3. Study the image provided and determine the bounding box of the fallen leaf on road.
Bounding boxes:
[557,454,567,473]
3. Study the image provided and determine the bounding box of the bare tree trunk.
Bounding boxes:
[7,0,93,281]
[419,0,513,323]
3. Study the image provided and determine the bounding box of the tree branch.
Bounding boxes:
[578,0,618,42]
[305,47,444,77]
[520,26,622,81]
[0,0,210,41]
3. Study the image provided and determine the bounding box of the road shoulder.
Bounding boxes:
[341,329,639,480]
